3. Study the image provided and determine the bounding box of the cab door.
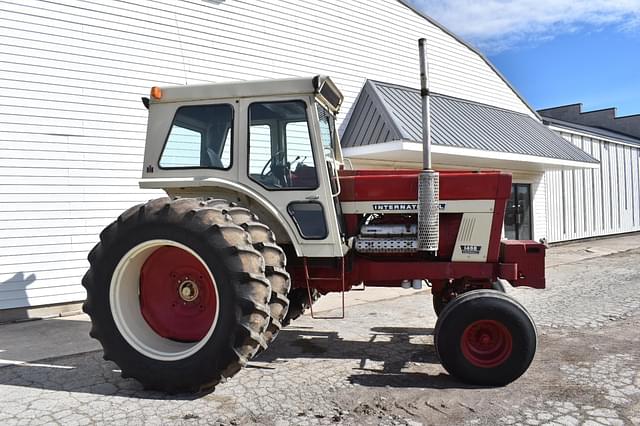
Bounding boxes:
[237,96,344,258]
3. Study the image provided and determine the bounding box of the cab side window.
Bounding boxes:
[159,104,233,169]
[248,100,318,189]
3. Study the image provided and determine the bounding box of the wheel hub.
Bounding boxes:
[178,279,199,302]
[460,319,513,368]
[139,246,217,342]
[479,333,491,345]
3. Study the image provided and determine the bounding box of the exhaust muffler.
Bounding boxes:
[417,38,439,252]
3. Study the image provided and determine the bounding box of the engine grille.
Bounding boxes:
[354,237,418,253]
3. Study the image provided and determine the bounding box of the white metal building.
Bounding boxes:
[0,0,635,317]
[540,105,640,242]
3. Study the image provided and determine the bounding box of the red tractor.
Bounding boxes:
[83,40,545,393]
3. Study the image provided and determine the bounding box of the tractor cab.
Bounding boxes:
[139,76,347,258]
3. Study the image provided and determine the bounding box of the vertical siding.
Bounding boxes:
[0,0,535,309]
[571,134,583,239]
[546,129,640,243]
[532,173,547,242]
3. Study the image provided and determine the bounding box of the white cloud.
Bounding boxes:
[409,0,640,52]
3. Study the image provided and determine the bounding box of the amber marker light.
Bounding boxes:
[150,86,163,100]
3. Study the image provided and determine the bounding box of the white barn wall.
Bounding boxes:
[0,0,537,310]
[545,128,640,243]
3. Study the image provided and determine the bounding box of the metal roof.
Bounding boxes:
[539,104,640,140]
[541,116,640,147]
[342,80,598,164]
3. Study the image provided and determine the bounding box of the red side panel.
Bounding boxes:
[339,170,512,202]
[486,197,507,262]
[287,255,502,293]
[339,171,418,201]
[500,240,546,289]
[486,174,512,262]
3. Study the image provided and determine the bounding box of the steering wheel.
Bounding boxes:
[260,150,284,176]
[260,151,290,186]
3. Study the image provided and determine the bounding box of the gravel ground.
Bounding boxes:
[0,248,639,425]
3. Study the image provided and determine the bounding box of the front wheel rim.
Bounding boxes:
[460,319,513,368]
[109,239,220,361]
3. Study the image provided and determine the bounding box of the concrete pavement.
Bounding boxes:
[544,232,640,267]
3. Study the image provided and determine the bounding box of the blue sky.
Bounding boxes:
[408,0,640,116]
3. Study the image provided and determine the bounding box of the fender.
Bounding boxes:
[139,177,304,256]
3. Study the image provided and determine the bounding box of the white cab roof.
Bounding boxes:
[150,75,340,106]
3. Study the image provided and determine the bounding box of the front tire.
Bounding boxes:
[432,280,506,317]
[82,197,271,393]
[434,290,537,386]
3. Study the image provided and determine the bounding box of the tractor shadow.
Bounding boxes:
[0,323,475,399]
[255,326,479,390]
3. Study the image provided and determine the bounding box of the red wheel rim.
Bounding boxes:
[460,320,513,368]
[139,246,217,342]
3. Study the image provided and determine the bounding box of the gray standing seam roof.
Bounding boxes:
[541,116,640,147]
[341,80,598,164]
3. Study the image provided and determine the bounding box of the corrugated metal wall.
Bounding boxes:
[0,0,535,309]
[546,129,640,242]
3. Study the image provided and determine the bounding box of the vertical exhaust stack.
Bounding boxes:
[417,38,440,252]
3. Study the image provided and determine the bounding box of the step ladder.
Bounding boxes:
[303,257,345,319]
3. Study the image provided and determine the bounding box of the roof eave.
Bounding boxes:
[544,120,640,148]
[344,140,599,171]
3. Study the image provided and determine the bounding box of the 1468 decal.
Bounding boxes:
[460,245,482,254]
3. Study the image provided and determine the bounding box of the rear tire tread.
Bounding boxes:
[82,197,272,392]
[218,204,291,346]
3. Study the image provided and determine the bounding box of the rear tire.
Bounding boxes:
[82,197,271,393]
[205,200,290,345]
[434,289,537,386]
